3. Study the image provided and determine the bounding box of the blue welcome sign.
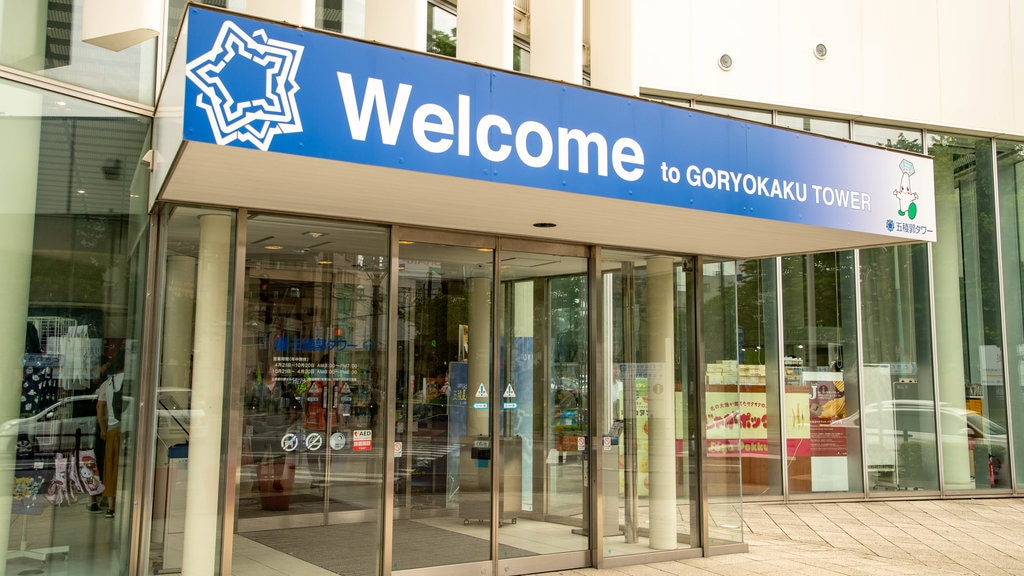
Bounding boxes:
[181,7,936,242]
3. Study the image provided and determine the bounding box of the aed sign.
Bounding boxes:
[181,7,936,242]
[353,429,372,451]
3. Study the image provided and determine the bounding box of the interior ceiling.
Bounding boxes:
[159,141,916,262]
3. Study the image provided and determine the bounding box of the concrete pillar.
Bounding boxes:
[589,0,637,95]
[513,282,533,502]
[181,214,233,576]
[646,256,676,549]
[364,0,427,51]
[0,83,42,572]
[932,157,972,490]
[467,276,492,436]
[456,0,513,69]
[530,0,582,83]
[162,256,197,390]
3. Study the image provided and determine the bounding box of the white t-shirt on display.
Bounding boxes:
[97,372,124,430]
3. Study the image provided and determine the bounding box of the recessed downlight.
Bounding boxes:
[264,245,283,250]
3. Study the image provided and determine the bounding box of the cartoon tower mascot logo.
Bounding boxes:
[893,159,918,220]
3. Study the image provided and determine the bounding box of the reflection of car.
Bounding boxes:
[833,400,1008,487]
[832,400,1006,446]
[2,395,100,457]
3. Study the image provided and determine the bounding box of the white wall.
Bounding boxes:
[635,0,1024,138]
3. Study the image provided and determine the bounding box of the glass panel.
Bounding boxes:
[149,206,235,574]
[427,3,456,57]
[228,215,388,576]
[0,78,150,575]
[167,1,226,70]
[702,260,742,545]
[602,250,697,556]
[691,102,772,124]
[393,242,493,570]
[775,113,849,139]
[0,0,156,103]
[856,124,938,494]
[497,251,588,555]
[734,259,782,497]
[930,133,1008,490]
[859,244,938,492]
[999,140,1024,488]
[513,44,530,73]
[780,252,863,495]
[853,124,923,153]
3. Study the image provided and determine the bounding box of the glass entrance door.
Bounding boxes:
[391,236,591,576]
[391,238,495,572]
[232,214,389,576]
[497,247,590,570]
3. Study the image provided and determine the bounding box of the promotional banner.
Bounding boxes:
[706,388,769,457]
[181,7,936,242]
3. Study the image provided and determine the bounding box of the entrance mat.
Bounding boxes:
[245,519,533,575]
[237,493,364,519]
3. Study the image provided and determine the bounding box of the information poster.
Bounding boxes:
[804,372,847,457]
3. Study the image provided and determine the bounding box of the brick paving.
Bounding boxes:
[545,498,1024,576]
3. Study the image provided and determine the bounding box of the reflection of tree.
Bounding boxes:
[427,29,456,57]
[929,135,1002,382]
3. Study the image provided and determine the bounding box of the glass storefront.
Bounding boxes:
[781,251,863,495]
[731,259,782,498]
[998,139,1024,489]
[0,0,156,103]
[234,215,389,574]
[149,205,236,574]
[0,78,150,575]
[139,219,711,575]
[930,132,1010,491]
[601,250,698,555]
[701,260,743,545]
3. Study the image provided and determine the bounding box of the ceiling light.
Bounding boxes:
[264,245,283,250]
[533,222,556,228]
[76,189,86,194]
[319,260,333,265]
[303,231,327,238]
[399,240,415,245]
[477,247,493,252]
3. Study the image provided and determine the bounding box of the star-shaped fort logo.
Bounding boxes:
[186,21,303,151]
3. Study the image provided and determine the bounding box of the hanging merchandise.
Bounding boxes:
[21,354,60,416]
[12,469,50,516]
[46,452,72,506]
[76,450,105,496]
[56,325,96,390]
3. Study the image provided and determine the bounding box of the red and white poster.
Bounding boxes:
[353,429,372,451]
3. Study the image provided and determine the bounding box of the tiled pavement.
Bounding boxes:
[546,498,1024,576]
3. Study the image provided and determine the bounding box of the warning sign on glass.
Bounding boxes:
[353,429,372,451]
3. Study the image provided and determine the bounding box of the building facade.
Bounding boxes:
[0,1,1021,576]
